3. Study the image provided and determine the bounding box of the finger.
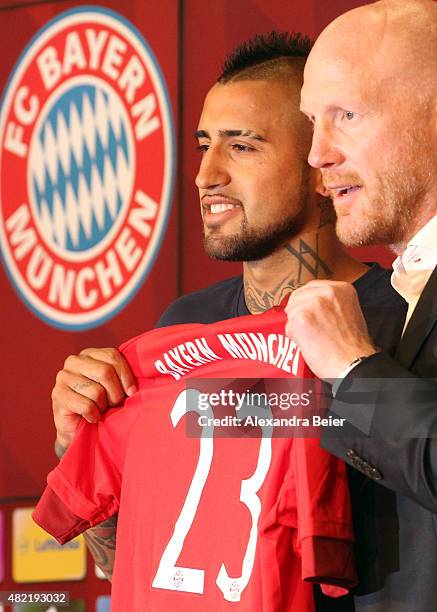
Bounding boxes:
[287,280,353,309]
[290,280,352,302]
[80,348,137,397]
[52,384,102,424]
[63,353,126,406]
[58,371,110,412]
[286,289,323,315]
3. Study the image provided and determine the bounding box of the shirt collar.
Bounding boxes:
[392,214,437,275]
[408,214,437,250]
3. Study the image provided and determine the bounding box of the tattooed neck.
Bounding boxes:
[243,231,333,314]
[244,275,302,314]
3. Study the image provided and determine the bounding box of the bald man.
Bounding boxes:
[286,1,437,610]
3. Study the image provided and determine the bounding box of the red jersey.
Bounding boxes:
[34,307,356,611]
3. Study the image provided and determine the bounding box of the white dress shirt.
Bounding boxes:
[391,214,437,333]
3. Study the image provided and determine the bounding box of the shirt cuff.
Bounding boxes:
[331,354,377,397]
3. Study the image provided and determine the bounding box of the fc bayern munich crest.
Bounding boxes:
[0,7,174,329]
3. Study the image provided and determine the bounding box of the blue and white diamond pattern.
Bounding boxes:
[29,81,134,255]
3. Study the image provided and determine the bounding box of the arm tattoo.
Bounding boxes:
[83,515,118,581]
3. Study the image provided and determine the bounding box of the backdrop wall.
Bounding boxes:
[0,0,389,607]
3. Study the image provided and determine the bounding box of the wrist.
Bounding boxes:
[341,353,374,373]
[334,347,378,378]
[331,350,379,396]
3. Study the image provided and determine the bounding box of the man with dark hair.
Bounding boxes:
[50,31,405,608]
[218,31,311,82]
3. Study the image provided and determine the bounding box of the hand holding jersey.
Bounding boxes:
[285,280,377,379]
[52,347,137,448]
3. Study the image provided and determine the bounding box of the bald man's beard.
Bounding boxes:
[333,177,416,248]
[203,192,310,262]
[332,132,435,249]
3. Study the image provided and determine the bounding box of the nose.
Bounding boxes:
[195,147,230,190]
[308,122,345,169]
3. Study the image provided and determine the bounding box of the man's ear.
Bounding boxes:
[314,169,330,197]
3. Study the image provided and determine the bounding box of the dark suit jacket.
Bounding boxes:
[323,265,437,612]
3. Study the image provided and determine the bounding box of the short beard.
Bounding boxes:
[336,129,435,248]
[337,171,431,248]
[203,173,310,262]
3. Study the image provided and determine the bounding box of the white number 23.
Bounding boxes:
[152,389,272,602]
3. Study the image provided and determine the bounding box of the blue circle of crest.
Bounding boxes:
[31,84,131,252]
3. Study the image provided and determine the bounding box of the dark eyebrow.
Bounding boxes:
[219,129,266,141]
[194,129,266,142]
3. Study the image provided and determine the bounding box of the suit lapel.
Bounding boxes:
[395,265,437,367]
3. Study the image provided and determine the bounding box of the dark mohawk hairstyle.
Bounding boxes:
[219,31,312,83]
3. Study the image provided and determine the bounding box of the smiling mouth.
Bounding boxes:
[202,196,242,215]
[209,203,239,214]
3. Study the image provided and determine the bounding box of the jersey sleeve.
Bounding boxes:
[33,410,124,545]
[279,438,357,598]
